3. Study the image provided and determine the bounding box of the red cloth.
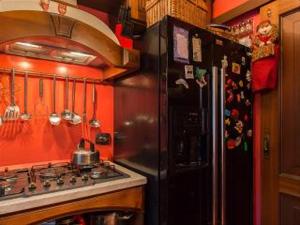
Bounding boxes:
[252,45,280,92]
[115,24,133,49]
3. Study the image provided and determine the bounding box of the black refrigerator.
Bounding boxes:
[114,16,253,225]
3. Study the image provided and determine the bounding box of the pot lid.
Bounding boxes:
[0,0,139,80]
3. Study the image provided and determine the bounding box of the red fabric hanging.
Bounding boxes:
[252,45,280,92]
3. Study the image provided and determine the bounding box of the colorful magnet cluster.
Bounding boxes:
[225,57,252,151]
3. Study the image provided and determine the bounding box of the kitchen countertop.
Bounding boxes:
[0,161,147,215]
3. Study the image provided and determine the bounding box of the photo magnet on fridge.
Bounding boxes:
[184,65,194,79]
[173,25,189,63]
[232,62,241,74]
[192,34,202,62]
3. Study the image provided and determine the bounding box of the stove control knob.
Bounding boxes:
[43,180,51,188]
[0,186,5,197]
[56,178,64,186]
[28,182,37,191]
[70,176,77,184]
[81,174,89,182]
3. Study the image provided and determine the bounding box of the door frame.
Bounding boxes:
[260,1,300,225]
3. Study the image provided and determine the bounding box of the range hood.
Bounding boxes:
[0,0,139,80]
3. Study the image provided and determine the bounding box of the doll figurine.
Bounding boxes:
[252,20,279,62]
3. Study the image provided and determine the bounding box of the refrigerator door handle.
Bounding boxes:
[212,66,219,225]
[220,67,226,225]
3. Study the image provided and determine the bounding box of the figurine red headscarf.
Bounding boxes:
[252,20,280,92]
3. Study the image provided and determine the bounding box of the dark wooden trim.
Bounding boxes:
[77,0,123,15]
[213,0,273,24]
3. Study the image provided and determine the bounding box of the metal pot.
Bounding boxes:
[72,138,99,167]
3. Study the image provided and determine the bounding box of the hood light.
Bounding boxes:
[69,51,93,57]
[15,42,41,49]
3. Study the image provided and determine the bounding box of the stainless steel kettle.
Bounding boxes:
[72,138,100,167]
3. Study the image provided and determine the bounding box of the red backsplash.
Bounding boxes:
[0,54,113,166]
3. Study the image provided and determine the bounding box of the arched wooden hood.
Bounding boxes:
[0,0,139,80]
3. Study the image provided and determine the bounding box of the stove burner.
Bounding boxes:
[90,171,107,179]
[0,181,12,192]
[38,167,67,180]
[0,161,128,201]
[0,170,18,182]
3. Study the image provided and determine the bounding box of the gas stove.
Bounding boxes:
[0,161,129,201]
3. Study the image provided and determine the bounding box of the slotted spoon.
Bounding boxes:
[20,72,31,121]
[4,69,20,121]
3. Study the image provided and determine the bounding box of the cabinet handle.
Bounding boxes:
[263,134,270,158]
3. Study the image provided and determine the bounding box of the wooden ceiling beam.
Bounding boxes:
[213,0,273,24]
[77,0,123,15]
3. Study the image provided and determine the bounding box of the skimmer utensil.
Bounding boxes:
[49,76,61,126]
[69,79,81,125]
[4,68,20,121]
[20,72,31,121]
[61,76,72,121]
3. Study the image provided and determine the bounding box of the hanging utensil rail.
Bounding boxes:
[0,67,103,84]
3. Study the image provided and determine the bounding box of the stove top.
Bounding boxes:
[0,161,129,201]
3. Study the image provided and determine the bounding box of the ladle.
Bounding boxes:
[49,76,61,126]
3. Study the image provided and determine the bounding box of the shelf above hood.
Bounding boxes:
[0,0,139,80]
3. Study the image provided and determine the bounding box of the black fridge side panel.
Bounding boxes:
[114,23,161,225]
[213,36,253,225]
[164,16,213,225]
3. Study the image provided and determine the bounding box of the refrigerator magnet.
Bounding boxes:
[232,62,241,74]
[225,118,231,126]
[175,78,189,89]
[247,83,251,90]
[227,139,236,150]
[195,67,207,87]
[241,91,245,99]
[237,94,241,103]
[246,70,251,81]
[247,129,253,137]
[173,26,189,63]
[225,109,231,117]
[235,136,242,147]
[243,141,248,152]
[225,130,229,138]
[184,65,194,79]
[222,55,228,68]
[231,109,239,119]
[226,91,234,103]
[192,34,202,62]
[242,56,246,66]
[239,80,244,88]
[244,114,249,122]
[195,67,207,79]
[196,78,207,88]
[234,121,244,134]
[245,99,251,106]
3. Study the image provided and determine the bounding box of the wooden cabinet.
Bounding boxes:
[0,186,144,225]
[281,194,300,225]
[260,1,300,225]
[128,0,146,23]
